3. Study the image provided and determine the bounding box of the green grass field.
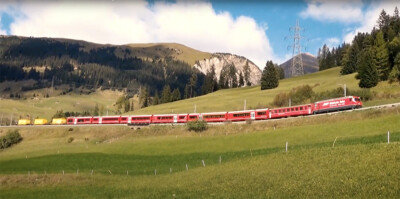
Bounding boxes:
[1,106,399,198]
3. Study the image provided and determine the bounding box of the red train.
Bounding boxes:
[66,96,362,125]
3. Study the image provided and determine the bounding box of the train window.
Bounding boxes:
[204,115,225,119]
[291,108,294,111]
[295,108,299,111]
[233,113,250,117]
[93,118,98,121]
[189,116,198,119]
[121,118,127,121]
[355,98,361,102]
[257,112,266,115]
[132,117,150,120]
[68,119,73,122]
[300,107,303,110]
[103,118,119,121]
[78,119,84,122]
[179,116,185,119]
[158,116,173,120]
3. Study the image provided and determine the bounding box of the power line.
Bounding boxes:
[288,20,304,77]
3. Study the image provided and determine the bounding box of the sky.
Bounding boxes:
[0,0,399,68]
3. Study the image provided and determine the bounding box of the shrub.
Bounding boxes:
[0,129,23,149]
[349,89,373,101]
[187,120,208,132]
[67,137,74,143]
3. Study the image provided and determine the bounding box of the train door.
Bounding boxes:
[99,117,102,124]
[173,115,177,123]
[74,118,77,125]
[250,111,255,120]
[128,117,132,124]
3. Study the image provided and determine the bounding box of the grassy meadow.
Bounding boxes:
[0,106,399,198]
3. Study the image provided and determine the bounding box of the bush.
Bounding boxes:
[349,89,373,101]
[67,137,74,143]
[187,120,208,132]
[0,129,23,149]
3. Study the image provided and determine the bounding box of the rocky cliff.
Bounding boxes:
[193,53,262,86]
[279,53,319,78]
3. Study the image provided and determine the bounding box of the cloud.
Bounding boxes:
[344,1,400,43]
[1,0,276,68]
[300,0,363,24]
[325,37,340,49]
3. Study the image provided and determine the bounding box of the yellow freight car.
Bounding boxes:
[18,119,31,125]
[51,118,67,125]
[34,118,48,125]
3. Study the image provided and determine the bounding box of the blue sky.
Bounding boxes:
[0,0,399,67]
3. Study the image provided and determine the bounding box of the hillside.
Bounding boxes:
[279,53,319,78]
[2,67,399,121]
[0,106,399,198]
[0,36,260,101]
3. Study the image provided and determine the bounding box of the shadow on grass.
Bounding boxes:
[1,132,398,176]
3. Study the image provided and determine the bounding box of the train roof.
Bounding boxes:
[201,111,228,115]
[228,110,256,113]
[314,96,358,103]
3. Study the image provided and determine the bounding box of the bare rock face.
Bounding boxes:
[193,53,262,86]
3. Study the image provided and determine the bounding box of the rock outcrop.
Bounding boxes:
[194,53,261,86]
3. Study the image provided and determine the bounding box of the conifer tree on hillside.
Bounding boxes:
[389,53,400,83]
[239,71,244,87]
[153,90,160,105]
[171,88,181,102]
[161,85,171,103]
[341,43,360,75]
[243,61,251,86]
[261,60,279,90]
[374,31,390,81]
[358,48,379,88]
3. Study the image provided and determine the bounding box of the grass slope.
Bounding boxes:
[0,107,399,198]
[127,43,212,66]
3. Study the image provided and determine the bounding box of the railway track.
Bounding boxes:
[1,102,399,128]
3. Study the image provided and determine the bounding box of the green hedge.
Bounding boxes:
[0,129,23,149]
[187,120,208,132]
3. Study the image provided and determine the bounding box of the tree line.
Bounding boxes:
[318,8,400,87]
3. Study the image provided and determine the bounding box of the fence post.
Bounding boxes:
[91,170,93,176]
[62,170,64,175]
[170,168,172,174]
[202,160,205,167]
[285,142,288,153]
[154,169,157,175]
[186,164,188,171]
[126,170,128,175]
[388,131,390,144]
[332,137,338,148]
[219,156,221,164]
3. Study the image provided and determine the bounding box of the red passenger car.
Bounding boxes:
[151,114,177,124]
[201,112,227,122]
[313,96,362,114]
[227,110,255,122]
[177,114,189,123]
[67,116,93,125]
[187,113,201,122]
[254,108,269,120]
[101,116,121,124]
[130,115,152,125]
[270,104,313,119]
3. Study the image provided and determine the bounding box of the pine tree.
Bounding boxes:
[341,42,359,75]
[189,72,197,98]
[358,48,379,88]
[260,60,279,90]
[389,53,400,83]
[243,61,251,86]
[229,64,238,88]
[141,87,149,108]
[374,31,390,80]
[239,71,244,87]
[171,88,181,101]
[161,85,171,103]
[153,91,160,105]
